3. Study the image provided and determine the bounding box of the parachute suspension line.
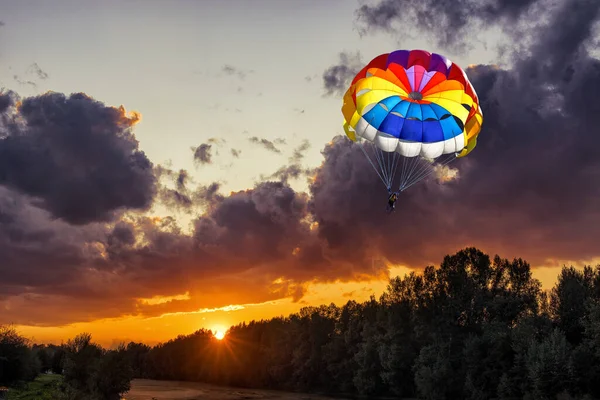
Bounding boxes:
[389,150,401,190]
[382,145,402,190]
[402,156,445,192]
[371,145,386,185]
[399,155,422,190]
[372,145,391,188]
[400,154,457,192]
[357,138,405,191]
[401,157,432,190]
[401,161,446,192]
[357,139,387,188]
[399,156,406,189]
[357,138,458,193]
[373,144,394,190]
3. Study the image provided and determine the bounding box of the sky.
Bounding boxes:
[0,0,599,347]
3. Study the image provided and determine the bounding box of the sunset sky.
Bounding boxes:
[1,0,599,347]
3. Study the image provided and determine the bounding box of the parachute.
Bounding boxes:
[342,49,483,194]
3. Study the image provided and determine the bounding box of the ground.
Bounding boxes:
[124,379,347,400]
[6,374,63,400]
[6,376,406,400]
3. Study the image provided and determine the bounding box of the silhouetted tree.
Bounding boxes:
[550,266,598,345]
[0,325,40,385]
[61,333,132,399]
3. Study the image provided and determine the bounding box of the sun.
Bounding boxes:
[213,330,225,340]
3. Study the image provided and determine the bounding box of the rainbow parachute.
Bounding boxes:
[342,49,483,193]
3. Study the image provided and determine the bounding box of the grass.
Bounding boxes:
[6,374,64,400]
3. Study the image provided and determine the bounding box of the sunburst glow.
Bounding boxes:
[214,330,225,340]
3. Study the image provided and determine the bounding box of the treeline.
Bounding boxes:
[123,248,600,400]
[3,247,600,400]
[0,328,131,399]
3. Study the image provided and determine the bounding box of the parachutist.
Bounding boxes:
[387,191,398,212]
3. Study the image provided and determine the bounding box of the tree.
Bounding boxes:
[526,329,573,399]
[90,344,133,400]
[550,266,597,345]
[0,325,39,385]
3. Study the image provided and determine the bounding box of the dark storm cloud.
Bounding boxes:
[155,165,223,211]
[156,167,193,210]
[248,136,285,153]
[0,92,156,225]
[312,0,600,267]
[355,0,542,51]
[193,182,223,207]
[192,181,310,264]
[107,221,136,247]
[0,173,376,325]
[0,90,16,114]
[322,51,363,96]
[193,143,213,164]
[0,186,99,300]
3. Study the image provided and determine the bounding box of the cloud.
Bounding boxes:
[155,167,193,210]
[0,92,156,225]
[289,140,310,164]
[27,63,48,80]
[354,0,542,51]
[13,75,37,88]
[12,63,50,89]
[322,51,363,96]
[266,164,314,184]
[433,164,460,184]
[192,143,213,164]
[248,136,285,153]
[221,64,253,80]
[207,137,226,145]
[0,90,17,115]
[262,140,314,183]
[155,165,223,212]
[0,167,382,325]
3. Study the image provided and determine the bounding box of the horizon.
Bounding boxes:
[5,252,580,349]
[1,0,600,349]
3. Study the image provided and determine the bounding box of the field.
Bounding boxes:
[124,379,348,400]
[5,374,63,400]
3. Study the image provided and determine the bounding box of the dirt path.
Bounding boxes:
[123,379,345,400]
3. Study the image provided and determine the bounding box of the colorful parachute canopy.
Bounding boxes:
[341,49,483,193]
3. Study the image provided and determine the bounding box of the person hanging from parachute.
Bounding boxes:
[387,191,398,212]
[341,49,484,214]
